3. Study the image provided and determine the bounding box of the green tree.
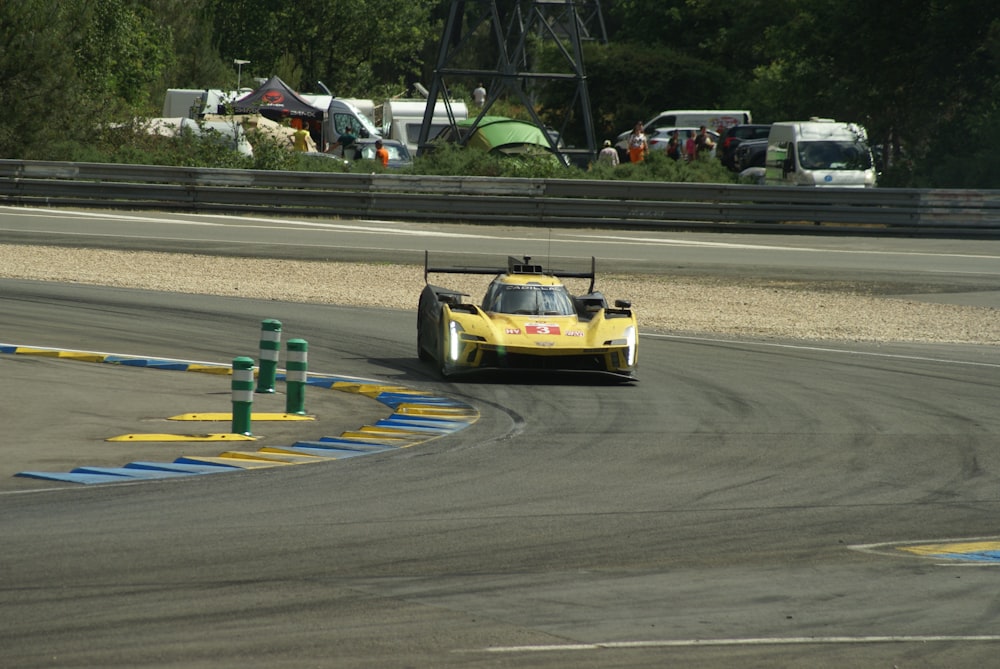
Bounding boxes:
[1,0,176,159]
[738,0,1000,186]
[206,0,438,96]
[0,2,82,157]
[74,0,172,108]
[144,0,231,100]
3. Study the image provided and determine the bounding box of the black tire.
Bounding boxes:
[417,321,432,362]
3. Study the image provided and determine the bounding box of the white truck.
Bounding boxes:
[382,98,468,154]
[764,118,876,187]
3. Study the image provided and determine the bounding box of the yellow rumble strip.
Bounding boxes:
[218,451,325,464]
[258,446,338,460]
[106,433,258,442]
[167,412,316,421]
[393,403,479,417]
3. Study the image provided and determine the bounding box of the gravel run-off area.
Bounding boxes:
[2,244,998,346]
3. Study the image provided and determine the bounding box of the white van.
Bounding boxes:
[324,98,382,152]
[383,98,468,153]
[764,118,876,187]
[616,109,751,150]
[303,95,377,123]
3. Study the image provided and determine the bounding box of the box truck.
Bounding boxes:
[764,118,876,187]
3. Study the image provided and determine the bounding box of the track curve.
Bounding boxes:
[2,225,1000,667]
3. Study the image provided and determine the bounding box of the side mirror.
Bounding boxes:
[614,299,631,309]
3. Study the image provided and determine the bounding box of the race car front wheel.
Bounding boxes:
[438,317,454,378]
[417,311,434,362]
[418,329,432,361]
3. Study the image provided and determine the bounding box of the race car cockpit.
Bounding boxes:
[488,284,576,316]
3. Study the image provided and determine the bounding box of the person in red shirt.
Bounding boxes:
[684,130,697,162]
[374,139,389,167]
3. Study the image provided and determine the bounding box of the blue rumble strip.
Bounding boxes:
[105,356,192,370]
[898,541,1000,564]
[3,344,479,485]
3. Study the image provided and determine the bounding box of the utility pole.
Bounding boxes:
[234,59,251,90]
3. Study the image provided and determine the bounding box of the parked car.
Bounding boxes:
[718,124,771,170]
[353,137,413,168]
[646,127,719,158]
[300,138,413,170]
[733,137,768,172]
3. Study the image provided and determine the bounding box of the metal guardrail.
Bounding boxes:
[1,159,998,236]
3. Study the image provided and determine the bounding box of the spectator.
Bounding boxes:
[327,125,357,158]
[684,130,697,161]
[627,121,648,163]
[694,125,715,158]
[597,139,619,167]
[666,133,681,160]
[472,82,487,107]
[291,124,310,152]
[374,139,389,167]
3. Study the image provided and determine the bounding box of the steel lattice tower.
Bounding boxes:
[418,0,606,166]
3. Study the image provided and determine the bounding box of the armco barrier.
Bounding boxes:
[1,159,998,236]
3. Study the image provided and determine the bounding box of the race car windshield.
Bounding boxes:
[494,284,575,315]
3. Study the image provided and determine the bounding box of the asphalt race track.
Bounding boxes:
[2,209,1000,668]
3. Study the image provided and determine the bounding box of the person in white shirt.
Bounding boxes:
[597,140,619,167]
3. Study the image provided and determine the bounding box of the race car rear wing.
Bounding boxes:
[424,251,596,293]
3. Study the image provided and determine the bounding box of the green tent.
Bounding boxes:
[450,116,554,155]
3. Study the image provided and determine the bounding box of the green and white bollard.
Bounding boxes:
[285,339,308,415]
[256,319,282,393]
[232,356,255,435]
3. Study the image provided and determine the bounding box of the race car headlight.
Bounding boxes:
[624,325,636,366]
[448,320,463,362]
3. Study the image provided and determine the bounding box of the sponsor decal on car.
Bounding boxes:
[505,328,521,335]
[525,323,560,335]
[565,330,585,337]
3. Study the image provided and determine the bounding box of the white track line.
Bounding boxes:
[645,332,1000,368]
[477,635,1000,653]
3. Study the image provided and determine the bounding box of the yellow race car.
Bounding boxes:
[417,254,638,380]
